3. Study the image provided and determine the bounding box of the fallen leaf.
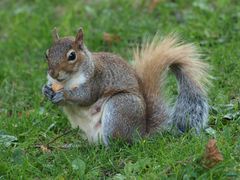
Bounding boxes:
[0,131,18,147]
[223,112,240,121]
[148,0,160,12]
[205,127,217,138]
[103,32,121,45]
[26,109,34,118]
[72,158,86,176]
[223,113,233,120]
[202,139,223,168]
[61,143,80,149]
[18,112,23,118]
[40,145,51,153]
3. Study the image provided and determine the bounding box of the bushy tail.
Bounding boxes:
[133,35,210,134]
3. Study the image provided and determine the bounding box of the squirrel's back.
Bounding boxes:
[92,52,143,95]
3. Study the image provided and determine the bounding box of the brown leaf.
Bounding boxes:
[202,139,223,168]
[26,109,34,118]
[148,0,161,12]
[103,32,121,45]
[18,112,23,118]
[40,145,51,153]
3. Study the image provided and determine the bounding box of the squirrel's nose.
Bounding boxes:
[48,69,58,79]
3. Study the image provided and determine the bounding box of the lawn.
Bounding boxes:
[0,0,239,179]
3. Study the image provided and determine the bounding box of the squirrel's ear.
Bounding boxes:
[52,27,60,42]
[75,28,84,48]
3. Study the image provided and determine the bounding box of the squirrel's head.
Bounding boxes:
[45,28,90,82]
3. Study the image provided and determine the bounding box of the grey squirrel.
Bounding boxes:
[42,28,210,144]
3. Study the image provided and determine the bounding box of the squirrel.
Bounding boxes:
[42,28,210,145]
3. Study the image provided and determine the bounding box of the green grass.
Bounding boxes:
[0,0,239,179]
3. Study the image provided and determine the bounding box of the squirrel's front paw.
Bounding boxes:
[42,84,54,100]
[51,91,65,105]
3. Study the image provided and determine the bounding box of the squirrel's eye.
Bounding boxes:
[67,50,76,61]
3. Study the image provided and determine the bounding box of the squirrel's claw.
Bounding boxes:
[43,84,64,105]
[42,84,54,100]
[51,91,64,104]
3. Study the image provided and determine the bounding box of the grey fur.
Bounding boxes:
[168,66,209,133]
[48,38,74,67]
[64,79,99,106]
[101,93,146,144]
[52,91,64,104]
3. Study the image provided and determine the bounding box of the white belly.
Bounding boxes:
[47,72,102,143]
[63,105,103,143]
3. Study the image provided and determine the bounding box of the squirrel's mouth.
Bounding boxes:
[56,71,70,82]
[56,78,66,82]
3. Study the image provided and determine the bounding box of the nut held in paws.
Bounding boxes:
[52,83,63,92]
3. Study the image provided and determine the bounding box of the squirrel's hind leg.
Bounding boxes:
[101,93,146,145]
